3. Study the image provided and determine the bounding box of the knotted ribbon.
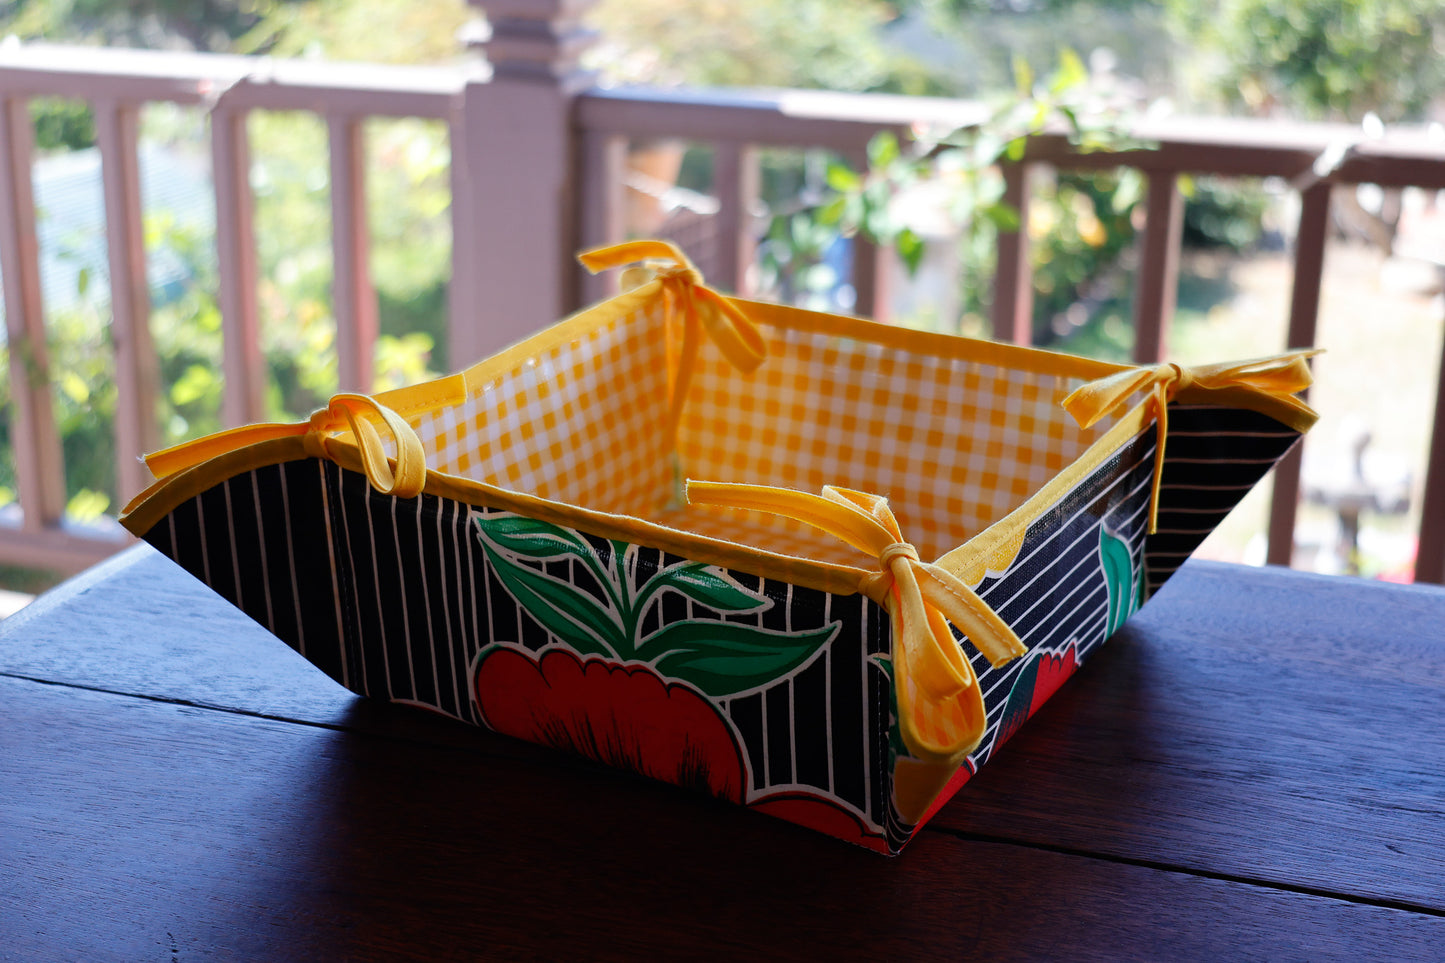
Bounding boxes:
[687,480,1027,762]
[578,240,767,446]
[143,379,466,498]
[1062,350,1318,534]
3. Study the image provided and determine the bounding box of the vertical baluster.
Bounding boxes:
[1413,324,1445,584]
[1266,182,1331,569]
[447,109,477,366]
[844,144,887,321]
[328,114,375,393]
[0,95,66,530]
[211,101,265,427]
[576,129,626,304]
[992,161,1034,345]
[1132,171,1183,364]
[711,140,758,296]
[457,0,598,362]
[95,98,160,502]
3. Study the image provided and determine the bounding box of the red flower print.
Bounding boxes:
[474,646,748,804]
[1029,647,1078,716]
[750,791,890,854]
[995,643,1079,749]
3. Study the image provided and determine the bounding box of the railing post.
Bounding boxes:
[210,99,266,427]
[575,128,626,304]
[711,140,759,296]
[95,98,161,503]
[0,95,67,530]
[992,162,1034,344]
[1413,320,1445,584]
[844,145,889,321]
[328,114,377,393]
[1132,171,1183,364]
[1266,182,1331,569]
[454,0,597,365]
[448,108,478,370]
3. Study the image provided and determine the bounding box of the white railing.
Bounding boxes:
[1,0,1443,583]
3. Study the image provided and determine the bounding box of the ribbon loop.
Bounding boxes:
[1062,350,1318,534]
[144,391,440,499]
[312,394,428,498]
[579,241,768,449]
[686,480,1026,764]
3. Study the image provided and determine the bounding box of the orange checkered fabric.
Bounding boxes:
[409,298,1113,568]
[676,326,1109,562]
[412,302,674,520]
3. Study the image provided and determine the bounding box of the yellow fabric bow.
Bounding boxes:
[687,480,1027,764]
[578,240,767,445]
[143,379,466,498]
[1062,350,1318,534]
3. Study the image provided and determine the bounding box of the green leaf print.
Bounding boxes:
[474,512,840,695]
[478,515,594,560]
[641,561,771,614]
[1100,527,1141,637]
[477,540,624,658]
[645,620,840,697]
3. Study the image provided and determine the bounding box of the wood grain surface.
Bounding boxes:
[3,546,1443,961]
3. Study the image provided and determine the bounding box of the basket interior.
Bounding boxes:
[412,300,1118,569]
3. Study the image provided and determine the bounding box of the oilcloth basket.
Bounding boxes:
[121,239,1318,855]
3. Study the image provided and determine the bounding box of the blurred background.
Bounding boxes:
[0,0,1441,602]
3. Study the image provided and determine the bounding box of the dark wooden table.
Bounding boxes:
[2,545,1442,961]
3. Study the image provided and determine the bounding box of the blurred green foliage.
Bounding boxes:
[1187,0,1445,122]
[0,2,458,516]
[588,0,954,96]
[0,0,1433,524]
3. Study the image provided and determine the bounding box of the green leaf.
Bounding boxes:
[1050,49,1088,96]
[1004,136,1028,163]
[1111,169,1146,213]
[871,654,907,760]
[867,131,899,170]
[638,620,839,697]
[971,131,1004,168]
[1100,528,1137,637]
[475,514,591,562]
[479,541,624,658]
[815,195,848,227]
[170,364,217,407]
[646,562,770,614]
[825,161,862,194]
[896,227,925,276]
[1012,55,1034,97]
[60,371,90,404]
[66,488,110,521]
[982,201,1022,233]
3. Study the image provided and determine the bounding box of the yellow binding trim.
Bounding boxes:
[139,373,469,501]
[687,480,1027,764]
[1062,350,1319,534]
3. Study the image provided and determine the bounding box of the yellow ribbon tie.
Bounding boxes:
[579,240,767,446]
[686,480,1027,763]
[1061,350,1319,534]
[144,389,449,499]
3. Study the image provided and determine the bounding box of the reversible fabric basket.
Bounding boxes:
[121,240,1317,854]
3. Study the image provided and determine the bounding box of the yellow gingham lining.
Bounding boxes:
[412,302,674,520]
[408,294,1111,569]
[676,327,1108,562]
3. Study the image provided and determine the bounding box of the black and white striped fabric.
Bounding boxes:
[138,401,1299,852]
[1146,405,1302,596]
[142,457,893,830]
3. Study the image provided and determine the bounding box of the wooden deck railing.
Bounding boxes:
[1,0,1444,584]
